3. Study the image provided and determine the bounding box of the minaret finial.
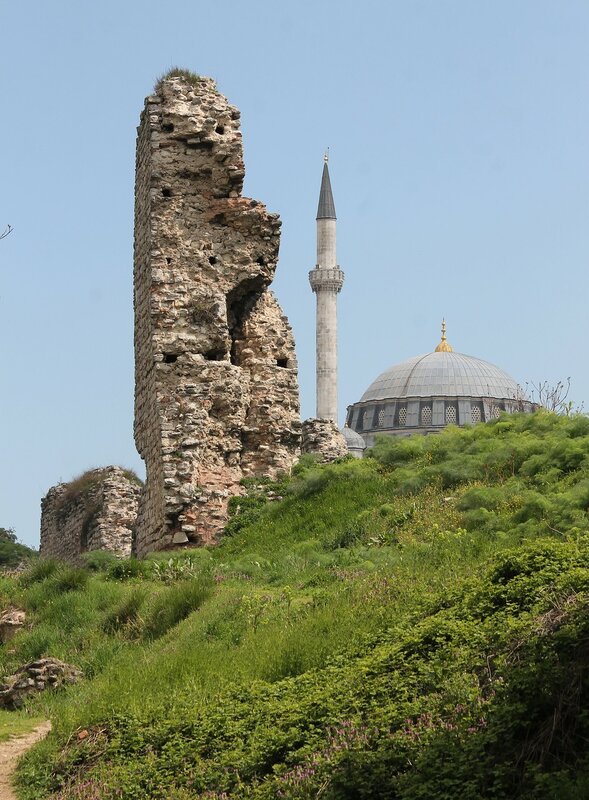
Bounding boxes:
[324,148,329,164]
[435,318,453,352]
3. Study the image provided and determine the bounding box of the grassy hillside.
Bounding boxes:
[2,411,589,799]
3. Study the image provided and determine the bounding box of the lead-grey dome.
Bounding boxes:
[360,351,521,403]
[341,425,366,451]
[346,331,537,446]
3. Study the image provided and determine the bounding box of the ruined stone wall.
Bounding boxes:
[301,418,348,463]
[40,468,141,563]
[133,75,300,557]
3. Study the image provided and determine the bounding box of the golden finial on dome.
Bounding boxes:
[434,318,453,352]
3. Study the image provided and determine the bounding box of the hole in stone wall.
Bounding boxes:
[167,511,181,529]
[163,353,178,364]
[208,256,217,265]
[256,255,266,266]
[185,140,214,151]
[210,213,227,226]
[162,122,175,132]
[166,257,172,265]
[204,348,226,362]
[276,358,288,368]
[216,125,225,135]
[226,276,267,366]
[162,188,172,198]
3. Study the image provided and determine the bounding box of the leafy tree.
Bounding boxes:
[0,526,36,566]
[0,526,17,543]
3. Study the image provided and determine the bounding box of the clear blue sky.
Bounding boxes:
[1,1,588,547]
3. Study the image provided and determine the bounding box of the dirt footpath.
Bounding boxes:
[0,721,51,800]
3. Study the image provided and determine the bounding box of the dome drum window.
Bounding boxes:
[445,404,457,425]
[398,406,407,426]
[471,404,483,424]
[420,405,432,426]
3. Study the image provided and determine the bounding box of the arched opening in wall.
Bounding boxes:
[226,276,267,366]
[80,506,98,553]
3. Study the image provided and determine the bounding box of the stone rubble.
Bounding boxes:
[0,658,82,710]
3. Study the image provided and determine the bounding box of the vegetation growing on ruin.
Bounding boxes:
[154,67,203,93]
[2,412,589,798]
[53,467,142,516]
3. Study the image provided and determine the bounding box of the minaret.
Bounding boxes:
[309,153,344,422]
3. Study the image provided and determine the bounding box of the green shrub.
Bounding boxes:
[154,67,202,92]
[81,551,120,572]
[106,558,147,581]
[19,558,60,586]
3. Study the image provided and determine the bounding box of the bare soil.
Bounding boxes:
[0,721,51,800]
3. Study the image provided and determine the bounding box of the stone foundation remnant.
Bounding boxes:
[301,418,348,463]
[0,658,82,709]
[40,467,141,563]
[133,73,300,557]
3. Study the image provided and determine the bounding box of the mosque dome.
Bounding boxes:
[346,322,536,445]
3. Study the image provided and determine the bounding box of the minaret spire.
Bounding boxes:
[309,155,344,422]
[316,152,336,220]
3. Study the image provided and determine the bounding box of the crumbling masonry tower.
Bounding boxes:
[133,75,301,557]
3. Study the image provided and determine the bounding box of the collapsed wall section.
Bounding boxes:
[40,467,141,563]
[133,75,300,557]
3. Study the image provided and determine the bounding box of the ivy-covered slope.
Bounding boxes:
[5,412,589,799]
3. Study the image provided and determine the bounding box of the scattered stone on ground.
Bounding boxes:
[0,611,26,644]
[0,659,82,710]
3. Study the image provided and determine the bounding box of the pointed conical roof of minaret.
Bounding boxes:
[316,154,336,220]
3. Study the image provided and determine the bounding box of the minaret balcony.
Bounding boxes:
[309,266,345,293]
